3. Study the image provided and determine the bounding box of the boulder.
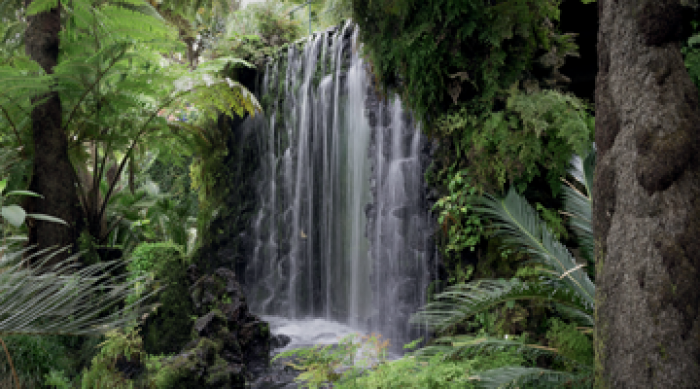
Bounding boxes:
[270,334,291,350]
[153,265,272,388]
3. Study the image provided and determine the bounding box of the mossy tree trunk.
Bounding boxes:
[594,0,700,386]
[24,0,82,267]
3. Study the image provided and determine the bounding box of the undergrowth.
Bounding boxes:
[274,334,538,389]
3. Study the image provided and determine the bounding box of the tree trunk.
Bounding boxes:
[594,0,700,387]
[24,1,82,267]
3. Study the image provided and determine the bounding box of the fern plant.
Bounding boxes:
[0,0,261,256]
[410,143,596,388]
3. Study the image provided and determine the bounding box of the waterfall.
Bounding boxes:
[244,22,435,353]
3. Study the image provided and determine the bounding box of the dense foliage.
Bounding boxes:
[352,0,570,119]
[126,242,193,355]
[350,0,595,279]
[0,0,260,385]
[276,145,596,388]
[6,0,700,387]
[211,0,305,67]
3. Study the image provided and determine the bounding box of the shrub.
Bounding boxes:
[212,0,304,66]
[272,333,534,389]
[79,328,146,389]
[0,335,72,388]
[545,318,593,372]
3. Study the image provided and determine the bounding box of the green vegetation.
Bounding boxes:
[274,144,596,388]
[212,0,305,67]
[0,335,73,388]
[349,1,595,279]
[0,178,158,388]
[274,334,536,388]
[5,0,699,387]
[126,242,193,355]
[0,0,258,385]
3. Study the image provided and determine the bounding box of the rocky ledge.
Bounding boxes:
[154,265,273,388]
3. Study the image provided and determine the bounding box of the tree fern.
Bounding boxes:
[0,0,261,248]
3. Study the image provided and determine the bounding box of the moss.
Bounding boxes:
[594,288,608,389]
[130,242,194,356]
[205,355,230,385]
[260,323,270,337]
[151,356,197,388]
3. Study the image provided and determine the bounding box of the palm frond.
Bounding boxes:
[551,303,593,328]
[562,144,595,265]
[0,246,159,336]
[473,188,595,311]
[409,279,590,333]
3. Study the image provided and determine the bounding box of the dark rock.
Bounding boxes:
[154,265,273,388]
[221,299,248,323]
[114,355,144,380]
[270,334,291,349]
[187,263,201,285]
[194,310,227,337]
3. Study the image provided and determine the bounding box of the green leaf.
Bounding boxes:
[25,0,59,16]
[26,213,68,225]
[132,199,157,208]
[1,205,26,227]
[5,190,43,198]
[0,179,7,194]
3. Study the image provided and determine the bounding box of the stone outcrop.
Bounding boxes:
[155,265,272,388]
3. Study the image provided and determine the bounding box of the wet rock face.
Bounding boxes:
[157,265,272,388]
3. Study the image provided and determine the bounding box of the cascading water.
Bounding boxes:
[243,22,435,354]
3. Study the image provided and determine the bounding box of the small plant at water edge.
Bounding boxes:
[272,333,391,388]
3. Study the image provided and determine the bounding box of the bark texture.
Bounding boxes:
[24,1,82,267]
[594,0,700,387]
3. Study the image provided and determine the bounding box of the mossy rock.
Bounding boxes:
[152,337,246,389]
[129,242,195,356]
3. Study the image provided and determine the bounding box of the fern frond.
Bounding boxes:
[174,75,262,120]
[412,334,569,364]
[100,4,176,42]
